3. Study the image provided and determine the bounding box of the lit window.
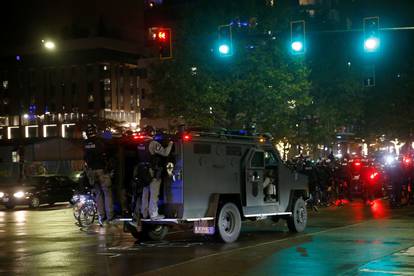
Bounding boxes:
[43,124,57,137]
[2,80,8,89]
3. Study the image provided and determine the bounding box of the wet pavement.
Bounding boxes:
[1,200,414,275]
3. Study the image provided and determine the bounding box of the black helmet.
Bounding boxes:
[86,123,98,138]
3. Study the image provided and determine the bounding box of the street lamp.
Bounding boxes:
[42,39,56,50]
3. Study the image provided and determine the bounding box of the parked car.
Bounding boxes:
[0,175,77,209]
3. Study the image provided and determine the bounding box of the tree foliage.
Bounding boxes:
[149,1,312,142]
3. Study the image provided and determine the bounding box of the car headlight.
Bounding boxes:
[0,192,4,198]
[13,191,25,198]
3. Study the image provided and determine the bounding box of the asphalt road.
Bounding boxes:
[1,200,414,276]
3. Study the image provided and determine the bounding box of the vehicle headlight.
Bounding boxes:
[0,192,4,198]
[13,191,25,198]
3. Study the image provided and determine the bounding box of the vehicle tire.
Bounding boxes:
[124,221,142,240]
[29,197,41,208]
[287,197,307,233]
[143,224,168,241]
[5,202,15,210]
[216,202,242,243]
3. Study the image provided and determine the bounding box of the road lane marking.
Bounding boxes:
[359,268,412,275]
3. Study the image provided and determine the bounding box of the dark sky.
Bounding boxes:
[0,0,145,53]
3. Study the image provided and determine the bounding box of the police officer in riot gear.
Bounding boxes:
[83,123,114,225]
[137,126,173,220]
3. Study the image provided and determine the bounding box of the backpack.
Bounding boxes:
[133,163,153,190]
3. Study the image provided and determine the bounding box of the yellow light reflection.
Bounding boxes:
[14,211,27,224]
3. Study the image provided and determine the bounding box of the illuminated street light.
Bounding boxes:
[42,40,56,50]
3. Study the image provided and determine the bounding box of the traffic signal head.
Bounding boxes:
[218,44,230,55]
[217,24,233,57]
[290,20,306,55]
[149,27,173,59]
[363,17,380,53]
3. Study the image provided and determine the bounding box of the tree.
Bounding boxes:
[148,0,312,142]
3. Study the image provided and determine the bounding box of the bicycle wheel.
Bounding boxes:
[78,201,97,227]
[73,201,83,221]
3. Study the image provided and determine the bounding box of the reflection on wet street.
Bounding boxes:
[1,200,414,275]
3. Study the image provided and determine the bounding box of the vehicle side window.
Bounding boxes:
[251,151,265,168]
[265,151,279,167]
[193,144,211,154]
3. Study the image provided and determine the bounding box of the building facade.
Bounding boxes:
[0,38,156,140]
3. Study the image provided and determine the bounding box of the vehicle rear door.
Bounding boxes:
[244,148,265,207]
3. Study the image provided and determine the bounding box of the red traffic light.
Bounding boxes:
[158,31,167,41]
[149,27,172,59]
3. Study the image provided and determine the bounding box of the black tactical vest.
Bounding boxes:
[137,141,152,164]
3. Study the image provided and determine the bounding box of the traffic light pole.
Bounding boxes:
[315,26,414,34]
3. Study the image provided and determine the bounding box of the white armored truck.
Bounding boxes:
[129,129,309,243]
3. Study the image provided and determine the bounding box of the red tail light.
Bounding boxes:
[183,134,192,141]
[403,157,412,165]
[370,172,378,180]
[133,134,145,140]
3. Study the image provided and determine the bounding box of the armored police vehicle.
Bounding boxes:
[130,129,309,243]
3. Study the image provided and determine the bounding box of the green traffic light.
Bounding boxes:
[291,41,304,52]
[219,44,230,55]
[364,37,380,52]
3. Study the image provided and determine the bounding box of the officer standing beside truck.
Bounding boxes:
[83,123,114,225]
[138,126,173,220]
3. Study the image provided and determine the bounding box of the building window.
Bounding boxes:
[102,78,111,109]
[87,82,93,93]
[130,89,135,110]
[25,125,39,138]
[61,123,75,138]
[88,94,94,110]
[2,80,8,89]
[43,124,58,137]
[119,92,124,110]
[7,126,20,140]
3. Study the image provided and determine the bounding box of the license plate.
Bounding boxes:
[194,226,215,234]
[353,175,360,180]
[194,220,215,235]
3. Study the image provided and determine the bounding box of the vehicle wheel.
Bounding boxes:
[124,221,142,240]
[5,202,15,210]
[287,197,307,233]
[143,224,168,241]
[29,197,41,208]
[216,202,242,243]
